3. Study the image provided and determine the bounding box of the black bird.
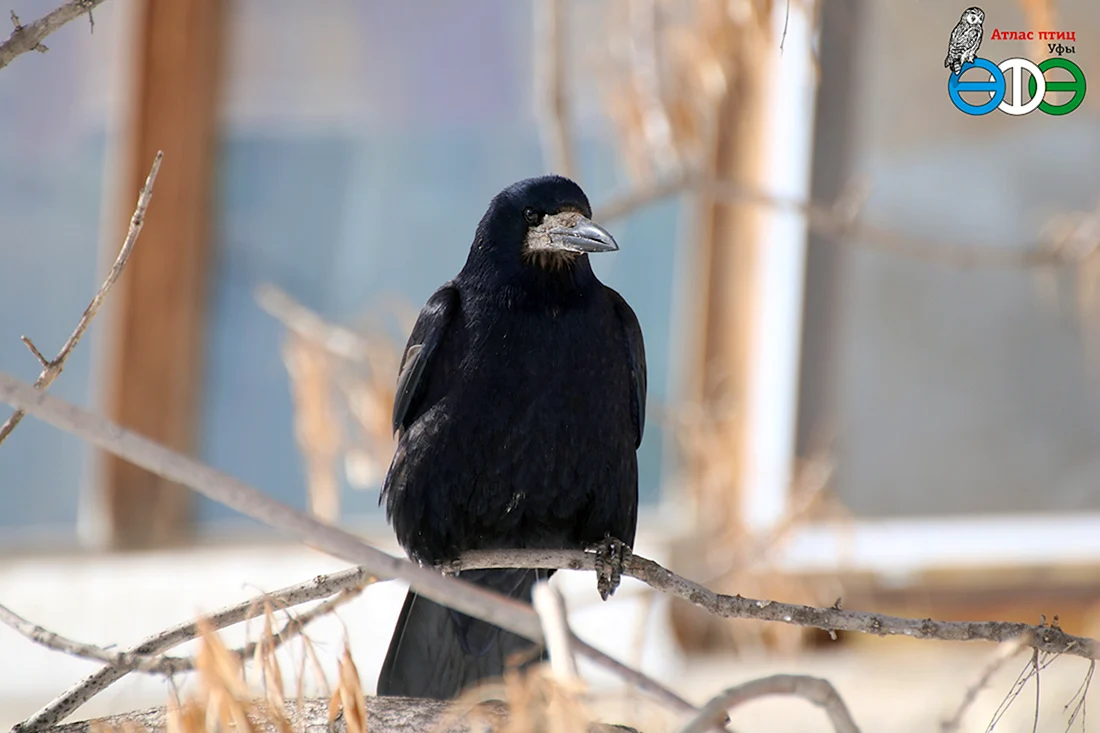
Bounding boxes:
[376,175,647,700]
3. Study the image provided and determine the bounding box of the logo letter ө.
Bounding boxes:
[948,58,1006,116]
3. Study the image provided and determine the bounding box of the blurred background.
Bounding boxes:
[2,0,1100,730]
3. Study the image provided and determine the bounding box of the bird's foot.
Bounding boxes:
[591,535,633,601]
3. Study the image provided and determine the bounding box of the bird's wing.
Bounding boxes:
[951,23,980,50]
[392,284,460,435]
[608,288,647,448]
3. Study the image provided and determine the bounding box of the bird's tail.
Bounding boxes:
[376,568,550,700]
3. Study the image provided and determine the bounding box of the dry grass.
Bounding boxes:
[327,645,368,733]
[282,335,345,523]
[266,288,413,521]
[84,597,634,733]
[596,0,790,183]
[335,311,410,492]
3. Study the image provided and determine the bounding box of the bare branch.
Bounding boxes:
[0,151,163,446]
[37,698,636,733]
[0,0,107,71]
[592,171,1098,270]
[11,563,693,732]
[593,173,689,222]
[452,549,1100,661]
[534,0,575,178]
[677,675,860,733]
[1,582,366,680]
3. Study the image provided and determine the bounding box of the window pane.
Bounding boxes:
[826,1,1100,517]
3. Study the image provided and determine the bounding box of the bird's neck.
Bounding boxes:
[459,254,599,307]
[530,254,597,291]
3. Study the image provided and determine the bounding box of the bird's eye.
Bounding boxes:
[523,207,541,226]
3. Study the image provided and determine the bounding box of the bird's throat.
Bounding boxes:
[521,248,580,273]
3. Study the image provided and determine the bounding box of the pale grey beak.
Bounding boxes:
[548,218,619,254]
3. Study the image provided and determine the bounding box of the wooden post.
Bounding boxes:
[669,12,775,651]
[97,0,226,549]
[683,22,773,535]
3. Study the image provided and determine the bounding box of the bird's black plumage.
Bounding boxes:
[376,175,646,700]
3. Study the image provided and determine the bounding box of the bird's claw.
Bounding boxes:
[592,535,632,601]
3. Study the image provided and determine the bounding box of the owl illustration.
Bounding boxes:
[945,6,985,74]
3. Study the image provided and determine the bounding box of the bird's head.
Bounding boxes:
[961,6,983,25]
[467,176,619,279]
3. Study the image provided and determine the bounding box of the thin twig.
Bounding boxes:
[1064,659,1094,730]
[0,0,107,71]
[941,636,1030,732]
[0,151,163,446]
[1033,648,1041,733]
[779,0,792,52]
[987,649,1043,732]
[677,675,860,733]
[186,584,367,673]
[0,583,363,678]
[20,336,49,368]
[0,604,127,668]
[534,0,575,178]
[11,570,376,733]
